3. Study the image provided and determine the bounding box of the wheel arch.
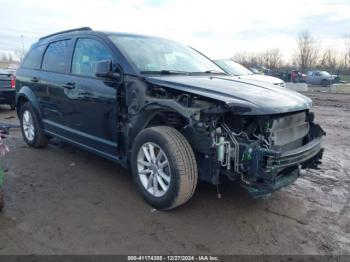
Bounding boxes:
[16,86,42,126]
[126,108,190,159]
[320,79,329,86]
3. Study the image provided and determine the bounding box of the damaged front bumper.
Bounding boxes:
[266,137,323,172]
[240,124,325,197]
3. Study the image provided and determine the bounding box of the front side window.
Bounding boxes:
[22,45,46,69]
[42,40,70,73]
[109,35,224,75]
[71,38,113,77]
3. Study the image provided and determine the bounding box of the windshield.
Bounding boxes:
[321,71,331,76]
[214,59,253,76]
[109,35,225,75]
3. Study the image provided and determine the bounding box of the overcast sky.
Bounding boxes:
[0,0,349,61]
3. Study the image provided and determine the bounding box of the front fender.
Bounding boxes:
[127,107,177,147]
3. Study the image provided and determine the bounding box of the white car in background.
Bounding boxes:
[214,59,286,87]
[306,70,334,86]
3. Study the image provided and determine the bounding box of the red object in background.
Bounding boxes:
[291,71,298,82]
[10,76,15,89]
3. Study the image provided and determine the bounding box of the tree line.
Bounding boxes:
[233,30,350,74]
[2,30,350,75]
[0,49,25,63]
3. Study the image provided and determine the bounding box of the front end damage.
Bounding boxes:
[183,106,325,197]
[125,76,325,197]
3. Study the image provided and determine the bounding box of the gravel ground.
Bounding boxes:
[0,91,349,255]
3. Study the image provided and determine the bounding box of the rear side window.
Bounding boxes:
[22,45,45,69]
[42,40,70,73]
[72,38,113,77]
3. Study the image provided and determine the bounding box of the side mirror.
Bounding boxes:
[95,60,124,84]
[95,60,112,78]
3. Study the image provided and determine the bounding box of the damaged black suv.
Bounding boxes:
[16,27,325,209]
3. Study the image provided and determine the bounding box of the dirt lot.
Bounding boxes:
[0,91,349,255]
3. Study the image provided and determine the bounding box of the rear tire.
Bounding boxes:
[321,79,329,87]
[131,126,198,210]
[10,104,15,110]
[20,102,48,148]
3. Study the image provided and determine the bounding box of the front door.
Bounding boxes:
[64,37,118,157]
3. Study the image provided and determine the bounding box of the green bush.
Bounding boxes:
[340,75,350,82]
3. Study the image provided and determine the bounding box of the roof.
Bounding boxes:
[37,27,168,44]
[39,27,93,41]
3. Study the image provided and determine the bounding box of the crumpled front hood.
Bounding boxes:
[237,74,284,85]
[145,75,312,115]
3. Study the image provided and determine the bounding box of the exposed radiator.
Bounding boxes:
[269,112,309,152]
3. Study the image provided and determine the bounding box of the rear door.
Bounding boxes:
[16,44,46,106]
[62,37,118,156]
[38,39,75,135]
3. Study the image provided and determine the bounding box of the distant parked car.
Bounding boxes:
[306,70,334,86]
[0,69,16,109]
[332,74,341,83]
[269,70,291,83]
[290,70,306,83]
[5,64,19,76]
[214,59,286,87]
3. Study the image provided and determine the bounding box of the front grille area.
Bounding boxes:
[269,112,309,152]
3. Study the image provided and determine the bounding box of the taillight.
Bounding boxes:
[10,77,16,89]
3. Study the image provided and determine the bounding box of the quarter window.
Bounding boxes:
[22,45,46,69]
[72,39,113,77]
[42,40,70,73]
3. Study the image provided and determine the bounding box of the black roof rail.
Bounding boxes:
[39,27,92,41]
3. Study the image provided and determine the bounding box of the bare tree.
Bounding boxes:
[344,34,350,70]
[232,51,249,66]
[14,49,26,62]
[233,49,287,71]
[0,52,8,62]
[319,48,338,72]
[261,48,282,69]
[250,53,264,67]
[293,30,319,72]
[232,52,264,68]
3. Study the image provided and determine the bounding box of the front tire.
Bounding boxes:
[20,102,49,148]
[131,126,198,210]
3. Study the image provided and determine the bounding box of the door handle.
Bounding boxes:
[62,82,75,90]
[31,77,40,83]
